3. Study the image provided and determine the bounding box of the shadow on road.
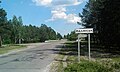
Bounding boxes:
[22,42,120,59]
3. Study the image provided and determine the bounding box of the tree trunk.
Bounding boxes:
[0,36,2,47]
[19,33,21,44]
[19,39,21,44]
[15,37,17,44]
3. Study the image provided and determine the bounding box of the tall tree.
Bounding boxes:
[0,1,8,46]
[12,15,19,43]
[18,16,23,43]
[48,27,57,40]
[67,31,77,41]
[57,33,62,40]
[39,24,49,42]
[80,0,120,47]
[0,1,61,44]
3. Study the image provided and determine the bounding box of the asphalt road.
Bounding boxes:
[0,40,66,72]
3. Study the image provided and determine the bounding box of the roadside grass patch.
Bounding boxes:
[65,55,120,72]
[49,61,63,72]
[64,60,113,72]
[0,44,26,54]
[63,41,120,72]
[50,55,64,72]
[53,41,120,72]
[112,58,120,62]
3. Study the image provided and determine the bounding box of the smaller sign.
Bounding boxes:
[78,34,87,37]
[75,28,93,34]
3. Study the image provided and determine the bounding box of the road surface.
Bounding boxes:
[0,40,65,72]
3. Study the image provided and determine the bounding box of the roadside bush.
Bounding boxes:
[112,62,120,69]
[64,60,113,72]
[3,39,11,44]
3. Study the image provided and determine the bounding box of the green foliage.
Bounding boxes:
[21,24,58,43]
[39,24,49,42]
[0,1,60,44]
[66,31,78,41]
[111,62,120,69]
[0,44,26,54]
[3,38,11,44]
[79,0,120,47]
[64,60,113,72]
[48,27,57,40]
[0,2,8,46]
[57,33,62,40]
[11,15,23,44]
[38,24,58,42]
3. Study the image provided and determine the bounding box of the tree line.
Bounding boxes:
[64,31,77,41]
[79,0,120,47]
[67,0,120,47]
[0,1,62,46]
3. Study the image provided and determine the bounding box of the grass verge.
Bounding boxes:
[0,44,26,54]
[65,56,120,72]
[64,59,113,72]
[51,41,120,72]
[63,41,120,72]
[49,54,64,72]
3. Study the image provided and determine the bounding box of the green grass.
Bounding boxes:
[50,41,120,72]
[64,60,113,72]
[0,44,26,54]
[63,41,120,72]
[49,61,63,72]
[65,55,120,72]
[112,58,120,62]
[65,55,115,72]
[56,55,64,72]
[50,55,64,72]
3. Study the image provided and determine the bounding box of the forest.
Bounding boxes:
[64,1,120,71]
[67,0,120,47]
[0,1,62,46]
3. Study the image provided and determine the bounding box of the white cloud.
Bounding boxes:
[66,14,81,24]
[32,0,52,6]
[51,0,83,7]
[50,7,67,20]
[46,7,81,24]
[32,0,84,24]
[32,0,84,7]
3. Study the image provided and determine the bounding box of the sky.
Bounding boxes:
[1,0,88,36]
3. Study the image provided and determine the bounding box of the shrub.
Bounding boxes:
[3,39,11,44]
[64,60,113,72]
[112,62,120,69]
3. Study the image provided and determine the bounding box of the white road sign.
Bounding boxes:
[78,34,87,37]
[75,28,93,62]
[75,28,93,33]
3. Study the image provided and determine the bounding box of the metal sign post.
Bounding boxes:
[88,34,91,60]
[75,28,93,61]
[78,34,80,62]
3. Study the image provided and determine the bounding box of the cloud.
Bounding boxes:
[67,14,81,24]
[32,0,52,6]
[32,0,84,7]
[51,0,83,7]
[46,7,81,24]
[47,7,67,21]
[32,0,84,24]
